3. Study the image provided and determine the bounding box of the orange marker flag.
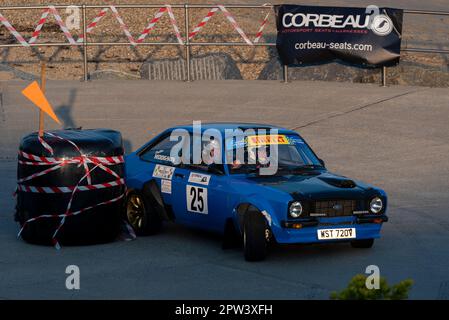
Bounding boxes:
[22,81,61,124]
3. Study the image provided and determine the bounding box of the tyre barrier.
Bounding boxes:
[15,129,126,248]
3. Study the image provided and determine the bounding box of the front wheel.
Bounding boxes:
[243,210,269,261]
[350,238,374,248]
[125,191,161,236]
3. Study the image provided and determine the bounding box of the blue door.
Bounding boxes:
[171,167,229,233]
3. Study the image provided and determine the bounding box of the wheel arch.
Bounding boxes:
[234,202,265,234]
[136,179,171,221]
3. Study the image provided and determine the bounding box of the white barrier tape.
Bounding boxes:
[217,5,253,45]
[1,4,269,47]
[188,7,219,40]
[188,6,270,44]
[28,8,51,44]
[136,6,167,44]
[19,150,124,165]
[253,11,271,43]
[78,5,183,45]
[18,161,69,183]
[16,131,126,249]
[63,162,100,217]
[77,7,110,43]
[17,179,125,193]
[17,153,122,184]
[0,12,29,47]
[110,5,137,45]
[48,6,77,45]
[44,131,91,184]
[37,134,54,155]
[166,5,184,45]
[17,193,125,249]
[1,6,77,45]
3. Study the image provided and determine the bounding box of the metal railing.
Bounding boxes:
[0,4,448,86]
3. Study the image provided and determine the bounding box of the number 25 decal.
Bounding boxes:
[186,185,208,214]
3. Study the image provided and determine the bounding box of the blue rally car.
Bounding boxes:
[125,123,388,261]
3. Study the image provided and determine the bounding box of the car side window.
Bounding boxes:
[186,139,225,175]
[139,135,180,165]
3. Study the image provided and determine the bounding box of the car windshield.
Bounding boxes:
[226,134,322,175]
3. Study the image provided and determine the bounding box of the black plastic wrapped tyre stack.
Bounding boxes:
[15,129,125,246]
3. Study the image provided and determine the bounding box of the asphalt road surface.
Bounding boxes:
[0,80,448,299]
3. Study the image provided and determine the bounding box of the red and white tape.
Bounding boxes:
[109,5,184,45]
[253,11,271,43]
[18,193,124,250]
[17,178,125,193]
[18,151,124,165]
[38,134,55,155]
[16,132,125,249]
[1,4,271,46]
[110,5,136,45]
[77,7,110,43]
[49,6,77,45]
[188,7,219,40]
[0,5,182,46]
[1,6,76,45]
[17,152,123,185]
[28,8,51,44]
[136,6,168,44]
[18,160,72,183]
[47,131,93,184]
[217,5,252,45]
[0,12,29,46]
[188,5,271,44]
[166,5,184,45]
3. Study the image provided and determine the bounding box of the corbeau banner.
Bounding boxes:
[275,5,403,67]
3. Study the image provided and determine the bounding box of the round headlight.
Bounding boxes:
[370,197,383,214]
[289,201,303,218]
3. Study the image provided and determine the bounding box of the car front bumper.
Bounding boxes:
[273,215,388,244]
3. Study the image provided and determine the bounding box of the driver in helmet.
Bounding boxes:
[248,145,269,167]
[202,138,221,165]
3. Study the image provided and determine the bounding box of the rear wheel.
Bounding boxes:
[351,238,374,248]
[126,191,161,236]
[243,210,269,261]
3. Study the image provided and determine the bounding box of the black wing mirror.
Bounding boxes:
[318,159,325,167]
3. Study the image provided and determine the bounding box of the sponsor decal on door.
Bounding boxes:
[188,172,211,186]
[153,164,175,180]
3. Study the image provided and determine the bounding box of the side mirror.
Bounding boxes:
[318,159,325,167]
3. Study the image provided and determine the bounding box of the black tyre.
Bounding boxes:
[125,191,161,236]
[222,219,242,250]
[351,238,374,248]
[243,210,269,261]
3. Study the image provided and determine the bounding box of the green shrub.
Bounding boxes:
[331,274,413,300]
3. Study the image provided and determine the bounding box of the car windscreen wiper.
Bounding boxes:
[287,164,324,171]
[300,164,323,168]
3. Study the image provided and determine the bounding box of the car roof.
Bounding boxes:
[168,122,298,135]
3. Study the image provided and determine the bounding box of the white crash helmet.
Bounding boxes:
[248,145,269,165]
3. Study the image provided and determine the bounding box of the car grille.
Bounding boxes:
[311,200,356,217]
[319,221,354,226]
